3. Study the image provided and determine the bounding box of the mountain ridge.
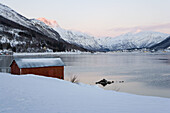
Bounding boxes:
[37,17,170,51]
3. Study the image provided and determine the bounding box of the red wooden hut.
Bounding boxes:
[10,58,65,79]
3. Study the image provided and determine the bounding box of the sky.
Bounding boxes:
[1,0,170,37]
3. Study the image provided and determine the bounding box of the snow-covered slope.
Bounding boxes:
[0,73,170,113]
[0,3,56,39]
[54,27,102,50]
[0,3,62,41]
[98,31,170,51]
[37,18,102,51]
[0,4,34,29]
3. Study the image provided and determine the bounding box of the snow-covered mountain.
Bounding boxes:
[0,3,169,52]
[55,27,102,51]
[98,31,170,51]
[0,4,35,30]
[0,3,87,52]
[37,18,170,51]
[37,18,102,51]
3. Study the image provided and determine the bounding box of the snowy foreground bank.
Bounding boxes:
[0,73,170,113]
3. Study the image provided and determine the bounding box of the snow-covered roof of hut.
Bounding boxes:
[11,58,65,68]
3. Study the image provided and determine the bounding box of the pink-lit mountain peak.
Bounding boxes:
[37,17,59,28]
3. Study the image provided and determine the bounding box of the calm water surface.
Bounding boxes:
[0,52,170,98]
[60,52,170,98]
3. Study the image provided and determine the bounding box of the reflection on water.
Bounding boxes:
[0,52,170,98]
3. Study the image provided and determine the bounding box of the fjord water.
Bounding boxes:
[61,52,170,98]
[0,52,170,98]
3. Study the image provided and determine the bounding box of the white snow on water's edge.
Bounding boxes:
[0,73,170,113]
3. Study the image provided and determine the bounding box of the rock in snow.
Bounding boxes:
[0,73,170,113]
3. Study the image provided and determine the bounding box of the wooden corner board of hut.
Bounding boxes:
[10,58,65,79]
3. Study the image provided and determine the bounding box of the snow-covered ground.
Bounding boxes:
[0,73,170,113]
